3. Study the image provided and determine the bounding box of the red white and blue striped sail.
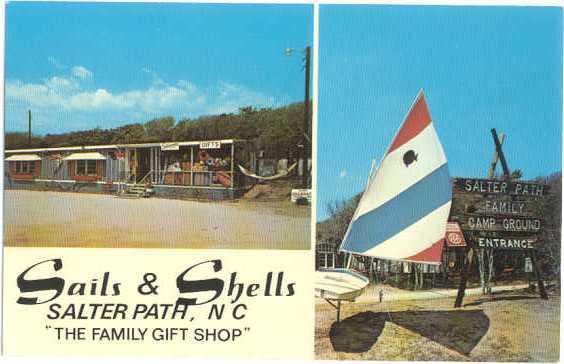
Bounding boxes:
[340,91,451,264]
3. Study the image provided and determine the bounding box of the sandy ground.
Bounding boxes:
[4,190,310,249]
[316,287,560,361]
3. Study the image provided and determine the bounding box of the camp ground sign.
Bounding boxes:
[451,177,548,250]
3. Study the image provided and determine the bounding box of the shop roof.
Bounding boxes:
[5,154,42,161]
[5,139,246,154]
[63,152,106,161]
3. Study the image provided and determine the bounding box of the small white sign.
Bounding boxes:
[161,142,179,151]
[200,141,221,149]
[291,189,311,203]
[524,257,533,273]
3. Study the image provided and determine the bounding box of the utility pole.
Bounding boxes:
[285,45,311,188]
[302,45,311,188]
[28,110,32,146]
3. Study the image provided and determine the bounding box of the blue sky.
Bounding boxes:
[5,2,312,134]
[318,5,562,221]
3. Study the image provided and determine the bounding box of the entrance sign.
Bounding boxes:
[452,176,549,307]
[453,129,549,308]
[452,177,547,250]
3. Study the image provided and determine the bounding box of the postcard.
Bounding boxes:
[2,1,562,362]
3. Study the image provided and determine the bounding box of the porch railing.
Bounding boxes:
[151,170,235,188]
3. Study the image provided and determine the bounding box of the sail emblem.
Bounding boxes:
[403,150,418,167]
[339,90,452,265]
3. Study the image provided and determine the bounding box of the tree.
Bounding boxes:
[144,117,175,142]
[110,124,147,144]
[510,169,523,180]
[5,101,312,163]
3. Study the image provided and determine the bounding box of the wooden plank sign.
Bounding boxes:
[454,131,549,306]
[463,198,542,217]
[460,215,541,232]
[451,177,547,251]
[453,178,548,197]
[472,236,536,250]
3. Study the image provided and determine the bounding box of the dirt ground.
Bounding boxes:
[4,190,310,249]
[316,288,560,361]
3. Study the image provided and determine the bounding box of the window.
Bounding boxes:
[76,160,97,176]
[14,161,35,174]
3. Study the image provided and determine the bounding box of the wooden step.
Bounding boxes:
[115,183,153,199]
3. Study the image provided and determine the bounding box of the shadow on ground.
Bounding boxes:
[329,309,489,355]
[329,311,387,353]
[463,295,537,307]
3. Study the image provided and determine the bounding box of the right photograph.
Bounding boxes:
[315,5,561,362]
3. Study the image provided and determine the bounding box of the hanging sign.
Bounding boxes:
[200,141,221,149]
[161,142,180,151]
[445,222,467,247]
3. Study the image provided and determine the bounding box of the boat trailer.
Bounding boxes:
[322,296,357,323]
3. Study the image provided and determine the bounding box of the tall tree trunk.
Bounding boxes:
[478,248,486,294]
[486,249,494,294]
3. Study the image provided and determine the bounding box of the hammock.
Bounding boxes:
[238,163,297,181]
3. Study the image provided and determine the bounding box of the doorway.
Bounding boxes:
[136,148,151,182]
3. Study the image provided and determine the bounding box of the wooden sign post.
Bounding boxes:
[452,130,549,308]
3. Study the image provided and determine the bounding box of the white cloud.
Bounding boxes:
[339,170,348,178]
[6,77,207,113]
[71,66,93,80]
[45,76,80,92]
[5,68,277,133]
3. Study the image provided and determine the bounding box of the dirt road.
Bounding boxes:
[4,190,310,249]
[316,288,560,361]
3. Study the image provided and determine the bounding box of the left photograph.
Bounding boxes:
[4,2,313,249]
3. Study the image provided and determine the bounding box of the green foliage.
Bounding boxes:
[535,171,561,278]
[316,193,362,247]
[5,132,46,149]
[510,169,523,180]
[144,116,175,142]
[110,124,147,144]
[6,102,311,161]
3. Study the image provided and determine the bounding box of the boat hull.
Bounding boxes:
[315,268,369,301]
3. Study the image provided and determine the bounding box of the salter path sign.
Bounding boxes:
[451,177,548,250]
[453,178,547,196]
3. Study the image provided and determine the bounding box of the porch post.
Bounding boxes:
[150,147,154,183]
[230,142,235,188]
[190,146,194,186]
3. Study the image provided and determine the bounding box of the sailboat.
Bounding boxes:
[315,91,452,320]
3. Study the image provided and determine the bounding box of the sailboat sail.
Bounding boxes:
[340,91,452,265]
